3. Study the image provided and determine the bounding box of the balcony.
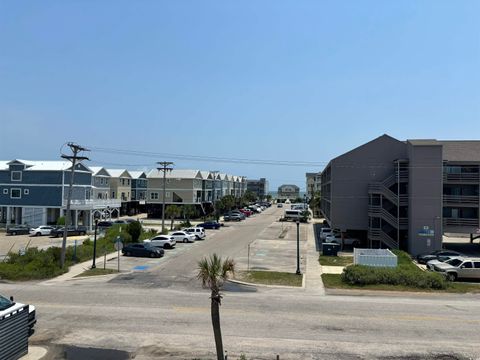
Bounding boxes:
[443,173,480,183]
[443,195,479,206]
[443,218,479,228]
[63,199,122,210]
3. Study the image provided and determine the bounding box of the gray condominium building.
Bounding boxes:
[320,134,480,256]
[246,178,269,198]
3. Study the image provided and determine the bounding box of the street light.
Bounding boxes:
[91,219,98,269]
[296,220,301,275]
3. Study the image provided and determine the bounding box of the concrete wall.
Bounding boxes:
[330,135,407,231]
[407,142,443,256]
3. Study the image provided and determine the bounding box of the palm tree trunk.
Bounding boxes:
[170,218,174,230]
[211,292,224,360]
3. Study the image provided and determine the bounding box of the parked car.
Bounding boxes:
[183,227,206,240]
[277,203,283,208]
[29,226,56,237]
[50,226,88,237]
[0,294,36,336]
[169,231,196,243]
[6,225,31,235]
[239,209,253,217]
[143,235,176,249]
[224,213,243,221]
[230,210,246,219]
[426,256,462,271]
[96,221,113,228]
[319,228,332,241]
[113,218,137,224]
[325,233,360,247]
[122,243,164,258]
[416,250,464,265]
[432,257,480,281]
[197,221,221,230]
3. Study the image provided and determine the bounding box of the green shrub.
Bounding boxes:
[341,265,447,290]
[127,221,142,242]
[56,216,65,225]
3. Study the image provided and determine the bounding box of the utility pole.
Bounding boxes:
[60,143,89,268]
[157,162,174,233]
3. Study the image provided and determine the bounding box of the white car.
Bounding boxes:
[143,235,176,249]
[183,227,206,240]
[319,228,332,241]
[29,226,56,236]
[426,256,461,270]
[169,231,196,243]
[325,233,360,247]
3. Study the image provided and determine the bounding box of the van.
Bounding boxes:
[284,209,303,220]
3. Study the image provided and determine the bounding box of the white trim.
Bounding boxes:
[11,171,22,181]
[0,183,91,188]
[10,188,21,199]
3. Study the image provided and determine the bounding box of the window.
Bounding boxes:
[24,189,29,195]
[462,262,473,268]
[151,192,159,200]
[166,191,171,198]
[132,191,136,198]
[10,188,21,199]
[11,171,22,181]
[2,189,7,195]
[474,262,480,269]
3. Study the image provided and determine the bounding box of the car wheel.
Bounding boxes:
[125,251,131,256]
[12,231,17,236]
[183,238,189,243]
[82,231,86,235]
[164,244,171,249]
[150,253,156,258]
[36,232,41,237]
[447,273,457,282]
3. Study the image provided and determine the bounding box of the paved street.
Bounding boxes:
[2,206,480,359]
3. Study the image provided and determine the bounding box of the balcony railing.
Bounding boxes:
[443,218,479,227]
[443,173,480,183]
[63,199,122,209]
[443,195,479,205]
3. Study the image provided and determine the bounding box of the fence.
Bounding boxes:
[354,248,397,267]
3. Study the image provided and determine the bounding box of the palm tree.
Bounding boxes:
[183,204,196,226]
[165,205,181,230]
[197,254,235,360]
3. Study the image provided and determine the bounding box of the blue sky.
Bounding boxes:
[1,1,479,190]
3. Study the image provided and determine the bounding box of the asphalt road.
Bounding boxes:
[3,207,480,360]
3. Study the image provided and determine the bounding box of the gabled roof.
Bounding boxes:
[439,141,480,163]
[89,166,111,177]
[218,173,228,181]
[1,159,91,172]
[106,169,132,178]
[129,171,147,179]
[199,171,213,180]
[147,169,202,179]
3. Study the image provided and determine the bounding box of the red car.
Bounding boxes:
[239,209,253,217]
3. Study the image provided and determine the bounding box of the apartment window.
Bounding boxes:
[3,189,7,195]
[151,192,159,200]
[24,189,29,195]
[11,171,22,181]
[112,191,115,198]
[166,191,171,198]
[132,191,136,198]
[11,188,21,199]
[127,179,130,186]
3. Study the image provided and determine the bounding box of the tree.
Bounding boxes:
[197,254,235,360]
[216,195,236,213]
[126,221,142,242]
[165,205,181,230]
[183,204,196,226]
[265,194,272,202]
[242,190,257,203]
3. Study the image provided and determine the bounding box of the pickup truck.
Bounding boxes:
[0,294,36,336]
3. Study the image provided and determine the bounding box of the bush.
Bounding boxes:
[341,264,447,290]
[127,221,142,243]
[56,216,65,225]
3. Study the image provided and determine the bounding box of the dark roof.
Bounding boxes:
[440,141,480,162]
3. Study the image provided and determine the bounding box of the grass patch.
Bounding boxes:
[235,270,303,287]
[75,268,118,277]
[319,255,353,267]
[0,224,157,281]
[322,274,480,293]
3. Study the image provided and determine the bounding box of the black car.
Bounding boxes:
[50,226,88,237]
[197,221,221,230]
[416,250,464,264]
[6,225,31,235]
[96,221,113,228]
[122,243,164,258]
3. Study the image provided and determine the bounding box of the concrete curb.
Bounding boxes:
[227,276,304,289]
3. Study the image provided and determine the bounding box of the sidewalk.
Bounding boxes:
[304,223,325,295]
[41,251,119,285]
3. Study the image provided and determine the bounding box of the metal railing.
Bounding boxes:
[63,199,122,209]
[443,173,480,183]
[368,228,399,249]
[443,218,479,227]
[368,205,407,229]
[443,195,479,205]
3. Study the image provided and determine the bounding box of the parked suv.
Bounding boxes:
[325,233,360,247]
[432,257,480,281]
[319,228,332,241]
[224,213,243,222]
[183,227,206,240]
[143,235,176,249]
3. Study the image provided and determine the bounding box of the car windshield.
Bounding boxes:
[446,258,462,266]
[0,295,13,311]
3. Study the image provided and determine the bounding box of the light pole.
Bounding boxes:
[91,219,98,269]
[296,220,301,275]
[157,162,174,233]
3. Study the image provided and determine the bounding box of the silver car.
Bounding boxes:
[432,257,480,281]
